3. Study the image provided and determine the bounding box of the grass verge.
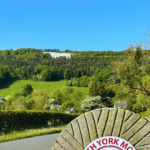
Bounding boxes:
[0,124,66,143]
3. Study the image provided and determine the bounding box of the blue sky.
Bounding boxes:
[0,0,150,51]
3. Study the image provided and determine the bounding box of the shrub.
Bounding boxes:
[0,110,79,128]
[81,95,105,112]
[14,92,24,98]
[60,101,75,113]
[31,90,49,110]
[22,84,33,96]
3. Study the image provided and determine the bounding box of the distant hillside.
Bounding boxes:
[1,48,150,86]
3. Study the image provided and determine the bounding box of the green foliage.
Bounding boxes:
[139,108,150,119]
[68,75,91,87]
[34,65,48,74]
[60,101,75,112]
[79,75,91,87]
[136,93,150,110]
[24,98,34,110]
[88,81,113,107]
[0,65,13,87]
[22,84,33,96]
[14,92,24,98]
[89,81,103,96]
[5,95,13,101]
[50,88,84,113]
[4,96,34,110]
[110,83,137,111]
[112,46,146,92]
[40,69,53,81]
[145,65,150,75]
[0,110,79,128]
[60,87,74,102]
[10,96,27,110]
[111,45,150,111]
[40,68,63,81]
[81,95,105,112]
[0,48,128,85]
[0,79,89,98]
[94,68,112,82]
[3,96,15,110]
[31,90,50,110]
[14,84,33,98]
[64,69,71,79]
[70,89,85,113]
[51,90,64,105]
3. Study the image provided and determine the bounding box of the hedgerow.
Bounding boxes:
[0,110,79,128]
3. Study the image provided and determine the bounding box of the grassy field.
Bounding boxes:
[0,78,89,97]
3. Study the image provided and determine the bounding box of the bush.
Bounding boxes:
[22,84,33,96]
[60,101,75,113]
[14,92,24,98]
[81,95,105,112]
[4,96,34,110]
[4,96,15,110]
[31,90,49,110]
[0,110,79,128]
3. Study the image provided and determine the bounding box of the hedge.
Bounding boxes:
[0,110,80,128]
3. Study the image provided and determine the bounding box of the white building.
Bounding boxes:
[114,100,127,109]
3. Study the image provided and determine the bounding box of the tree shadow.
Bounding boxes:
[0,78,19,89]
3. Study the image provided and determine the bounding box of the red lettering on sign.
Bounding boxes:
[120,141,128,149]
[109,138,113,144]
[127,147,133,150]
[90,143,97,150]
[84,137,135,150]
[102,138,107,145]
[114,138,119,145]
[96,140,101,146]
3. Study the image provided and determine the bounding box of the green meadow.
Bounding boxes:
[0,78,89,97]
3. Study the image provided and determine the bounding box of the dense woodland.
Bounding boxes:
[1,47,150,114]
[0,48,126,86]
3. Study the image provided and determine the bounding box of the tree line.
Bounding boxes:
[0,48,126,87]
[1,46,150,114]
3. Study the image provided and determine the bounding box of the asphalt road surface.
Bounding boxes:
[0,133,59,150]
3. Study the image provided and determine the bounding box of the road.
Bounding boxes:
[0,133,59,150]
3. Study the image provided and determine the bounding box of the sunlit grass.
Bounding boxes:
[71,86,89,96]
[0,124,66,143]
[0,79,89,97]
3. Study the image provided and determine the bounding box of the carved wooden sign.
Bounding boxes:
[51,108,150,150]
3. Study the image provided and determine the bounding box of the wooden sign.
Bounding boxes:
[51,108,150,150]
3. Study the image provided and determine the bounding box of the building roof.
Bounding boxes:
[114,100,127,107]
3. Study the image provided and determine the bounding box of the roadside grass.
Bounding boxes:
[0,79,89,97]
[0,123,66,143]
